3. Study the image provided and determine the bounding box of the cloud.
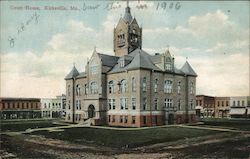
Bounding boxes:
[1,5,249,98]
[143,9,249,51]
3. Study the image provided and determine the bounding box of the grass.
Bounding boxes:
[0,119,60,132]
[200,118,250,131]
[31,126,219,148]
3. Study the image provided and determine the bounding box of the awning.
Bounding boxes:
[229,108,246,115]
[195,106,203,110]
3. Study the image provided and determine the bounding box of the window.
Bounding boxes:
[143,97,147,110]
[68,85,71,96]
[165,98,173,108]
[68,100,70,109]
[120,116,123,123]
[190,100,194,110]
[132,77,136,92]
[76,100,79,110]
[112,115,115,122]
[120,98,128,110]
[132,98,136,110]
[242,100,245,106]
[164,80,172,93]
[154,98,158,110]
[124,116,128,123]
[166,63,172,71]
[237,101,240,106]
[217,101,220,106]
[233,101,236,106]
[90,61,98,75]
[142,77,147,92]
[177,81,181,94]
[177,99,181,110]
[143,116,146,124]
[90,82,98,94]
[108,81,114,93]
[120,59,125,67]
[132,116,136,124]
[120,80,128,93]
[108,99,112,110]
[79,100,81,110]
[84,84,88,94]
[76,84,81,96]
[190,82,194,94]
[108,99,116,110]
[108,115,111,122]
[226,101,229,106]
[154,79,158,92]
[222,101,224,107]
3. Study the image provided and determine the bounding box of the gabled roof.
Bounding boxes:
[76,72,86,79]
[126,49,161,71]
[109,48,161,73]
[97,53,119,67]
[181,61,197,76]
[65,66,79,80]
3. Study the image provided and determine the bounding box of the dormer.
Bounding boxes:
[162,48,174,72]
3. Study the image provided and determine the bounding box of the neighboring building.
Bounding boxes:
[229,96,250,118]
[214,97,230,118]
[57,94,66,118]
[40,95,65,118]
[64,5,197,127]
[196,95,215,118]
[0,98,41,120]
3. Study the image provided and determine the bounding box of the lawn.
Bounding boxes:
[0,119,62,132]
[31,126,219,148]
[200,118,250,131]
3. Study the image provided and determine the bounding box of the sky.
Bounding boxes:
[0,0,249,98]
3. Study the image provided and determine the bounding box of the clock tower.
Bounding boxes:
[113,5,142,57]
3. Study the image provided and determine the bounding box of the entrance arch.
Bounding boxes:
[168,114,174,125]
[88,105,95,118]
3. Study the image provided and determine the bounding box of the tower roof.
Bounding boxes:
[123,6,133,23]
[181,61,197,76]
[64,66,79,80]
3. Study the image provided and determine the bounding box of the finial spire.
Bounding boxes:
[94,45,96,52]
[73,62,75,67]
[127,0,129,7]
[186,57,188,61]
[167,44,170,51]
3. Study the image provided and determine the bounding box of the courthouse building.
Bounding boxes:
[64,5,197,127]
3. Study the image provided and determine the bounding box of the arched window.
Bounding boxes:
[164,80,172,93]
[165,58,172,71]
[76,84,81,96]
[154,79,158,92]
[108,81,114,93]
[84,84,88,95]
[142,77,147,92]
[90,82,98,94]
[190,82,194,94]
[120,80,127,93]
[90,61,98,75]
[177,81,181,94]
[132,77,136,92]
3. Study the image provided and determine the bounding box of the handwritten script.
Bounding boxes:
[9,12,40,48]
